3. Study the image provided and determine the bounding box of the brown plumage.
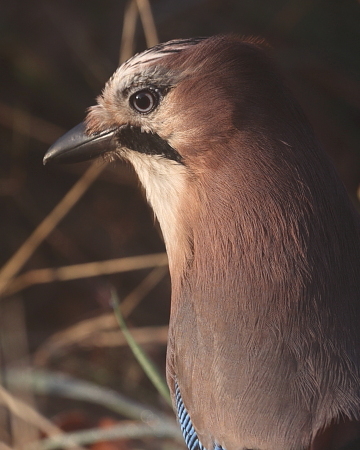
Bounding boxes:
[44,35,360,450]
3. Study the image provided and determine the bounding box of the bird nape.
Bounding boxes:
[44,35,360,450]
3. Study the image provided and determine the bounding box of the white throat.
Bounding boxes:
[125,151,189,268]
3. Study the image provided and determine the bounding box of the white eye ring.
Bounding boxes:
[130,89,159,114]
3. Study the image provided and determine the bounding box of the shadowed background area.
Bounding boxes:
[0,1,360,449]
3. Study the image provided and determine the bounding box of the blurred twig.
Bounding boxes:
[0,385,63,438]
[25,420,183,450]
[34,322,168,366]
[0,102,65,145]
[0,384,86,449]
[120,0,139,63]
[120,0,159,63]
[34,314,167,362]
[3,253,168,297]
[112,289,172,407]
[136,0,159,48]
[33,314,118,366]
[1,297,38,447]
[3,6,169,450]
[13,190,88,263]
[7,369,173,424]
[82,325,168,348]
[41,1,111,87]
[0,0,160,299]
[33,262,168,366]
[0,163,106,298]
[121,263,168,317]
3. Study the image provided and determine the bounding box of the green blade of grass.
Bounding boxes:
[111,288,172,407]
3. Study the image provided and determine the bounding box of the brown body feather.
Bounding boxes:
[162,37,360,450]
[46,35,360,450]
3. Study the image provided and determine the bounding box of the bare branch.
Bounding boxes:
[3,253,168,297]
[0,102,65,145]
[136,0,159,47]
[120,0,139,63]
[0,163,106,298]
[25,420,183,450]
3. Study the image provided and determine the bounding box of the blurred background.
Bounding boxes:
[0,0,360,449]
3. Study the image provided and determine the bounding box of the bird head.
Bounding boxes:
[44,35,316,274]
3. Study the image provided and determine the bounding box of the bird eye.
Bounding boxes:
[130,89,159,114]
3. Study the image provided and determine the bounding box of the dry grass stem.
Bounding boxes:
[7,369,172,425]
[25,420,183,450]
[0,0,160,298]
[34,261,168,365]
[0,102,65,145]
[119,0,158,64]
[0,385,62,438]
[33,313,118,366]
[34,323,168,366]
[3,253,168,297]
[0,163,106,298]
[120,0,139,63]
[2,6,167,450]
[112,290,171,406]
[83,325,168,347]
[1,297,38,447]
[0,384,86,449]
[41,2,110,86]
[136,0,159,47]
[121,264,168,317]
[13,192,88,263]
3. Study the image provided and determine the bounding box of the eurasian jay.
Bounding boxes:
[44,36,360,450]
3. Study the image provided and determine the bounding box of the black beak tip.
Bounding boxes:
[44,122,117,165]
[43,122,89,165]
[43,147,57,165]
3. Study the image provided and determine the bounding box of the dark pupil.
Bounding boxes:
[135,92,151,110]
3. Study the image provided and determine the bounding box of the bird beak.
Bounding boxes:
[43,122,117,165]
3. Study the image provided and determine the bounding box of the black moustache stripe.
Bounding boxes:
[116,126,183,164]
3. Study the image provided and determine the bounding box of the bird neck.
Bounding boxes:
[167,135,360,326]
[165,139,360,450]
[125,149,192,272]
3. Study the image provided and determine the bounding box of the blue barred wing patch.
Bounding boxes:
[175,382,224,450]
